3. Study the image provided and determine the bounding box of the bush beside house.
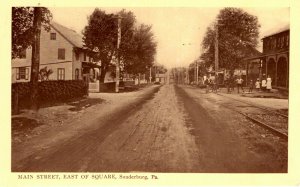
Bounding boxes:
[12,80,88,113]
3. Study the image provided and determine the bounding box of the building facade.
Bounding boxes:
[245,25,289,90]
[12,22,100,84]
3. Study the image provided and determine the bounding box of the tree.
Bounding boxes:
[82,8,136,83]
[12,7,52,59]
[83,9,157,84]
[30,7,42,111]
[123,24,157,78]
[201,8,260,74]
[12,7,52,111]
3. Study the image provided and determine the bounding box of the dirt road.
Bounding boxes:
[12,84,287,172]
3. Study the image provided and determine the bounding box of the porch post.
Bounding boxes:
[275,57,278,87]
[98,67,101,92]
[246,61,248,86]
[286,52,289,89]
[265,57,268,77]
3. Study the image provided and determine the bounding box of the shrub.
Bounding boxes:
[12,80,88,109]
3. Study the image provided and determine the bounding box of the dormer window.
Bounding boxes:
[50,33,56,40]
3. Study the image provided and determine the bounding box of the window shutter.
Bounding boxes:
[16,68,19,80]
[25,68,29,80]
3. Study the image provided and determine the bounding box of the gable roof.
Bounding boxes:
[246,45,262,57]
[242,46,262,61]
[50,22,84,48]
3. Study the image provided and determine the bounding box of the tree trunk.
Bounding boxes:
[13,86,19,115]
[138,73,141,86]
[30,7,42,111]
[99,65,107,83]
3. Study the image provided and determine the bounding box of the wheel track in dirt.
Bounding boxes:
[12,86,162,172]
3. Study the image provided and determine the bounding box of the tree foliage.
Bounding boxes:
[124,24,157,76]
[12,7,52,59]
[39,66,53,81]
[201,8,260,72]
[82,8,157,82]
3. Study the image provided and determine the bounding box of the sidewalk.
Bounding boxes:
[215,87,288,110]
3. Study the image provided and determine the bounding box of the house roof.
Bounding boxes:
[50,22,84,48]
[247,45,262,57]
[242,46,262,61]
[262,24,290,39]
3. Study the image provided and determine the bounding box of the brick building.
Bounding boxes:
[245,25,289,90]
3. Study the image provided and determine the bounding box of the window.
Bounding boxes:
[268,38,273,50]
[16,67,29,80]
[272,38,276,49]
[50,33,56,40]
[265,40,270,50]
[281,36,284,48]
[57,68,65,80]
[75,68,79,80]
[58,48,65,60]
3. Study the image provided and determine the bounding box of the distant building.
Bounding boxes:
[244,25,289,90]
[12,21,100,84]
[155,73,166,84]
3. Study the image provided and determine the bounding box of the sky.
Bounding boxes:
[49,7,289,69]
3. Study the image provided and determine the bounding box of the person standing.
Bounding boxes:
[236,76,244,93]
[248,79,254,93]
[205,77,210,93]
[226,77,231,93]
[266,75,272,92]
[255,78,260,91]
[261,75,267,92]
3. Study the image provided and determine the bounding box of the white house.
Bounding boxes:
[12,21,100,84]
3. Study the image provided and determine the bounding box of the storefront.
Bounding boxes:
[245,26,289,90]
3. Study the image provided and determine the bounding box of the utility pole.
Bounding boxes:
[149,67,152,83]
[194,63,196,84]
[215,21,219,74]
[196,60,199,85]
[115,15,121,93]
[187,66,190,84]
[30,7,42,111]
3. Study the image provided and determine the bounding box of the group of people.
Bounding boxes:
[204,76,218,93]
[251,75,272,92]
[225,74,272,94]
[204,74,272,94]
